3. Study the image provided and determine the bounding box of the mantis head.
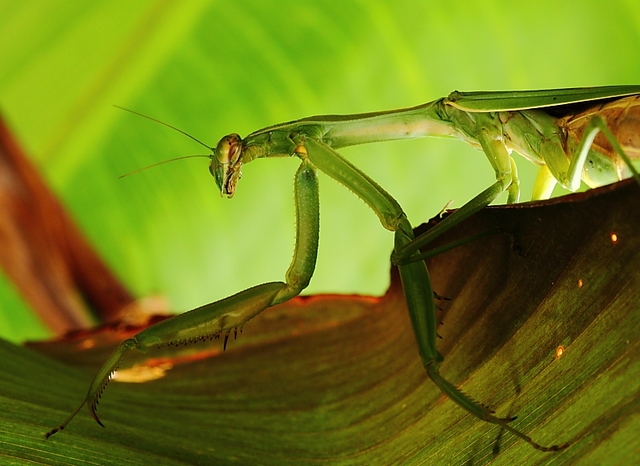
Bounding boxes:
[114,106,247,198]
[211,134,244,197]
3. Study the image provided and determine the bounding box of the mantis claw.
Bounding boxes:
[45,426,63,439]
[90,402,105,428]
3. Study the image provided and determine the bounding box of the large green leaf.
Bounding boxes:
[1,2,640,462]
[2,180,639,464]
[1,0,640,341]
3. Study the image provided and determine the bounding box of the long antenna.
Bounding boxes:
[119,154,211,178]
[114,105,214,151]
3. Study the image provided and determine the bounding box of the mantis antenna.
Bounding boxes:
[113,105,215,178]
[118,154,211,178]
[113,105,215,151]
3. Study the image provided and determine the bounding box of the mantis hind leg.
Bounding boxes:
[531,114,640,201]
[532,165,558,200]
[570,115,640,187]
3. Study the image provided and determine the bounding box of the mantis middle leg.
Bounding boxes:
[301,137,566,451]
[395,112,640,264]
[391,128,519,265]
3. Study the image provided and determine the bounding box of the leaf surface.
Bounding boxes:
[2,181,638,465]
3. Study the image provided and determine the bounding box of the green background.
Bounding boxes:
[1,0,639,342]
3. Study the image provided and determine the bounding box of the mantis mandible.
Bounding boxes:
[46,86,640,452]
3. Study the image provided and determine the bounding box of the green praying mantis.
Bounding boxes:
[46,85,640,452]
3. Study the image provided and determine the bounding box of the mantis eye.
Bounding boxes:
[211,134,243,197]
[214,134,242,164]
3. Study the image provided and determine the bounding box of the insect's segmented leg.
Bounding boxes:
[303,136,565,451]
[273,160,320,304]
[393,216,567,452]
[391,129,514,265]
[532,165,558,200]
[570,115,640,187]
[506,156,520,204]
[301,138,405,232]
[46,161,320,437]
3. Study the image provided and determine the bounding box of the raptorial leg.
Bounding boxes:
[46,161,320,437]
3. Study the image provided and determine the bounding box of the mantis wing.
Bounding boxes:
[446,85,640,112]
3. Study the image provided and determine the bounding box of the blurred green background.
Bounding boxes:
[0,0,639,343]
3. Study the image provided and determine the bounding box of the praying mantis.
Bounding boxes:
[46,85,640,452]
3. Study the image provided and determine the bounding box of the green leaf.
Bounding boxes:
[2,181,638,464]
[1,2,639,462]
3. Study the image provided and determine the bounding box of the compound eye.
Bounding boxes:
[215,134,241,164]
[211,134,243,196]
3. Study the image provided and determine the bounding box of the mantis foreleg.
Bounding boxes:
[46,160,320,437]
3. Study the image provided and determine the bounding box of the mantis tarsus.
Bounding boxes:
[46,86,640,452]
